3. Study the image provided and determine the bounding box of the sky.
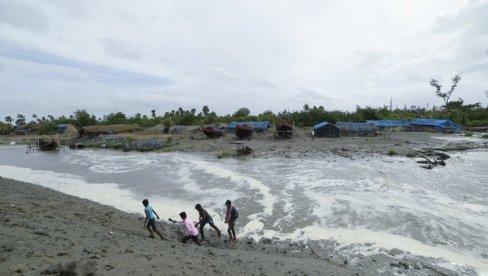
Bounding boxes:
[0,0,487,120]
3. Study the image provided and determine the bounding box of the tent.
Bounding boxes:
[313,122,340,138]
[410,119,461,133]
[336,122,377,136]
[366,120,411,131]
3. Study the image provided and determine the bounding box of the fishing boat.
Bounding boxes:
[201,126,223,138]
[38,139,59,151]
[235,124,253,139]
[275,114,294,138]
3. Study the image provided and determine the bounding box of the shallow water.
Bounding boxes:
[1,145,487,274]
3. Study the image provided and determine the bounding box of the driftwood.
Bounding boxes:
[416,151,450,169]
[236,145,253,155]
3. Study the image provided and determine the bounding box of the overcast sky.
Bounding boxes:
[0,0,487,119]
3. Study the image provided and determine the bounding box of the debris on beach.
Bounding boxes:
[236,145,253,155]
[415,150,450,169]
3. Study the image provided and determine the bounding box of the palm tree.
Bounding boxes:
[5,116,13,125]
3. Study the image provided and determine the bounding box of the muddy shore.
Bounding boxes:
[0,177,364,276]
[2,130,487,159]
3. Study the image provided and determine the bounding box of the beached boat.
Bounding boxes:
[201,127,223,138]
[275,115,294,138]
[38,139,59,151]
[235,125,253,139]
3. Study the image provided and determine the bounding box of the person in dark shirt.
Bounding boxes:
[194,203,221,242]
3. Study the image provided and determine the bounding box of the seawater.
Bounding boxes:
[1,145,487,274]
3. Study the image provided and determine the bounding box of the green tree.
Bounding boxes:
[74,110,96,126]
[151,109,156,118]
[15,114,26,126]
[5,116,13,125]
[430,75,461,109]
[202,105,210,116]
[106,112,127,124]
[233,107,251,118]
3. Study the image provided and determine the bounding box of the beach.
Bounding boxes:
[1,131,487,275]
[0,177,362,275]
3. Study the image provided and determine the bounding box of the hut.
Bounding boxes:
[57,124,78,135]
[336,122,376,137]
[81,124,142,137]
[366,120,411,132]
[312,122,340,138]
[410,119,461,133]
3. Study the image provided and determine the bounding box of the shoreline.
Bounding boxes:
[2,131,487,159]
[1,175,482,275]
[0,177,362,275]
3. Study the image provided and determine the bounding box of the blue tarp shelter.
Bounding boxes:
[366,120,411,131]
[410,118,461,133]
[313,122,340,138]
[336,122,377,136]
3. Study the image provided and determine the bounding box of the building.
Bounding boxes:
[312,122,340,138]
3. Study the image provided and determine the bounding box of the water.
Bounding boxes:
[1,145,487,274]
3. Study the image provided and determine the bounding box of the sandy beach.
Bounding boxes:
[0,177,363,276]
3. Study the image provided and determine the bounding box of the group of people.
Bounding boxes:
[142,199,239,245]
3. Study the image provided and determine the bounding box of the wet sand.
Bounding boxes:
[0,177,361,276]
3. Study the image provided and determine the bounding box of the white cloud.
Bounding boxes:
[0,0,486,119]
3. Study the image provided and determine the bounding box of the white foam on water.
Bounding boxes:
[185,158,277,217]
[67,150,159,173]
[243,224,488,274]
[0,165,193,220]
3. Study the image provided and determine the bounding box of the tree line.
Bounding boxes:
[1,75,487,135]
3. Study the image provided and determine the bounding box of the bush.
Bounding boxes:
[406,152,417,158]
[482,134,488,139]
[387,150,397,156]
[463,132,473,137]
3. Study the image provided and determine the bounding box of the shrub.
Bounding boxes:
[482,134,488,139]
[464,132,473,137]
[387,150,397,156]
[406,152,417,158]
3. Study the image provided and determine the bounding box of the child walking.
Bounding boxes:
[225,200,238,241]
[142,199,164,239]
[194,204,221,241]
[169,212,201,246]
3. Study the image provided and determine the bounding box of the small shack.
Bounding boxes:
[366,120,411,132]
[313,122,340,138]
[336,122,376,137]
[410,119,461,133]
[81,124,142,137]
[57,124,78,135]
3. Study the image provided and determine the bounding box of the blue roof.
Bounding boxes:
[410,118,461,131]
[313,122,330,130]
[226,121,271,131]
[57,124,70,128]
[366,120,411,128]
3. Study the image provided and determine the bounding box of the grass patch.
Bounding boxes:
[406,152,417,158]
[387,150,397,156]
[464,132,473,137]
[482,134,488,139]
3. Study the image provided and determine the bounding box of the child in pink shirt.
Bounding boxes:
[169,212,201,246]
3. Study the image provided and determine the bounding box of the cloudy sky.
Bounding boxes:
[0,0,487,119]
